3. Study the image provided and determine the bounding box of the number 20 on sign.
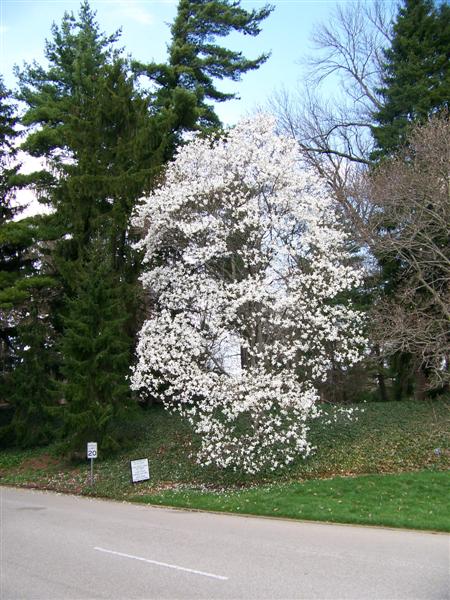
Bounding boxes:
[87,442,97,459]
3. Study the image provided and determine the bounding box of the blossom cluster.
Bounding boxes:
[131,115,365,473]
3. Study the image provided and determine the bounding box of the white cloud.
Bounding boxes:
[114,1,155,26]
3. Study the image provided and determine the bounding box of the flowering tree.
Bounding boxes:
[132,116,365,473]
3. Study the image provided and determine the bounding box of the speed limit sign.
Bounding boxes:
[87,442,98,459]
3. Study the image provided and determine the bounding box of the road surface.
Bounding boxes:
[1,486,449,599]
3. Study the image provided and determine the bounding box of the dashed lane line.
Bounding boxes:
[94,546,229,581]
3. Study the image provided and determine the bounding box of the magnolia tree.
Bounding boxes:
[132,116,365,473]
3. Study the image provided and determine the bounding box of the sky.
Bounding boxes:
[0,0,345,126]
[1,0,383,214]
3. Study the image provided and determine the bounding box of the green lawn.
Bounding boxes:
[1,399,449,531]
[131,471,450,532]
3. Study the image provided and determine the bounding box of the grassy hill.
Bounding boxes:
[1,399,449,531]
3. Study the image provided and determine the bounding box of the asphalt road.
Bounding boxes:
[1,486,449,599]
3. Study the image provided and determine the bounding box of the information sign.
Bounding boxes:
[87,442,98,459]
[130,458,150,483]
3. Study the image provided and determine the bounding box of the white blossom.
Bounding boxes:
[131,115,365,473]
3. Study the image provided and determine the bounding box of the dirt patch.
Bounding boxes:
[20,454,61,472]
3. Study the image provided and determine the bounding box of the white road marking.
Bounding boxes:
[94,547,229,581]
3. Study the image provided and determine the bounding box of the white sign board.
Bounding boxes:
[130,458,150,483]
[87,442,98,459]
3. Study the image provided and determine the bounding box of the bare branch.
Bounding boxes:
[367,115,450,387]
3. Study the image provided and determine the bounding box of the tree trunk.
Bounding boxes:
[374,344,389,402]
[414,366,427,401]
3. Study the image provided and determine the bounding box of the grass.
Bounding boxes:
[131,471,450,532]
[1,399,449,531]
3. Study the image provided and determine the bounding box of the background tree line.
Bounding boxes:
[0,0,272,451]
[272,0,449,404]
[0,0,448,455]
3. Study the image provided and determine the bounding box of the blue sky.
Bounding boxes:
[1,0,344,126]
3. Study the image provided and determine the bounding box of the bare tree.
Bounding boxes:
[270,1,394,221]
[267,3,395,402]
[273,2,393,150]
[270,2,450,400]
[367,115,450,392]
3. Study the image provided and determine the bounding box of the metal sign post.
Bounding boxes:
[87,442,98,485]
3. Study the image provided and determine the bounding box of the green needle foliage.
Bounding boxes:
[0,77,29,313]
[135,0,273,138]
[15,2,159,449]
[0,78,24,409]
[16,1,160,273]
[59,241,133,455]
[0,77,58,442]
[0,78,20,219]
[372,0,450,157]
[4,307,58,448]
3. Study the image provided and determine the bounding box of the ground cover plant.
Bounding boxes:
[1,399,449,531]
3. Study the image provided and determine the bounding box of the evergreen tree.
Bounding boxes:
[0,78,58,440]
[0,78,20,218]
[16,2,159,274]
[0,77,23,395]
[135,0,273,140]
[0,231,59,447]
[372,0,450,156]
[0,78,26,316]
[15,3,160,448]
[59,241,132,454]
[4,306,58,447]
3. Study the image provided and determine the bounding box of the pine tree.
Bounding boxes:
[17,2,159,273]
[135,0,273,139]
[14,2,158,448]
[0,78,30,313]
[0,78,20,215]
[372,0,450,156]
[0,78,59,440]
[59,241,132,454]
[0,78,24,423]
[4,307,58,447]
[0,78,22,389]
[16,1,173,354]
